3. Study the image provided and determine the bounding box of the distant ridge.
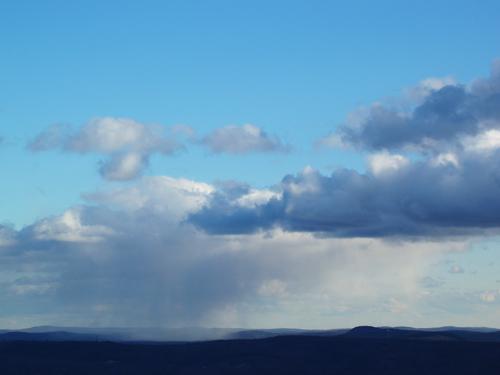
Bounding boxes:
[341,326,500,342]
[0,331,100,342]
[0,325,499,343]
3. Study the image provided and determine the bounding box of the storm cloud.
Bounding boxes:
[0,176,460,328]
[191,145,500,238]
[7,59,500,329]
[189,61,500,238]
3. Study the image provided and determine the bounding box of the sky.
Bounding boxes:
[1,0,500,329]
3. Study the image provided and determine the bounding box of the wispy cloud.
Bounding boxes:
[201,124,290,154]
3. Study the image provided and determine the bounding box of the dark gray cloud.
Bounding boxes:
[201,124,289,154]
[332,60,500,151]
[191,61,500,238]
[190,149,500,237]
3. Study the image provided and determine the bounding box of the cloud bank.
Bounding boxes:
[6,59,500,329]
[190,148,500,237]
[0,176,468,328]
[191,61,500,238]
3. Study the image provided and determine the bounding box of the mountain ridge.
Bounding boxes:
[0,325,499,343]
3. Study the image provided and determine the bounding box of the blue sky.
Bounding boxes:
[1,1,500,329]
[2,0,500,226]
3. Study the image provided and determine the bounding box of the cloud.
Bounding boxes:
[0,179,464,328]
[406,76,457,103]
[65,117,178,154]
[0,225,16,247]
[190,147,500,237]
[83,176,214,220]
[201,124,289,154]
[367,151,409,176]
[479,290,498,303]
[320,60,500,152]
[10,58,500,329]
[99,152,149,181]
[28,124,72,151]
[463,129,500,154]
[29,117,183,180]
[26,208,114,243]
[191,60,500,238]
[449,265,464,274]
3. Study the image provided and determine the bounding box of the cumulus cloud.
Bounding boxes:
[463,129,500,154]
[0,177,465,328]
[29,117,183,180]
[98,152,149,181]
[320,60,500,152]
[26,208,114,243]
[191,61,500,238]
[83,176,214,220]
[190,146,500,237]
[367,151,409,176]
[10,59,500,329]
[406,76,457,103]
[202,124,289,154]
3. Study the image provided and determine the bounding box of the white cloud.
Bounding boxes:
[368,151,409,176]
[99,152,149,181]
[29,117,183,181]
[31,208,114,243]
[431,152,460,168]
[463,128,500,154]
[67,117,177,154]
[235,189,280,208]
[84,176,214,219]
[202,124,288,154]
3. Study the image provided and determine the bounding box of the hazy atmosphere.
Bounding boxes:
[2,0,500,331]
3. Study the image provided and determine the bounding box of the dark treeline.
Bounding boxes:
[1,335,500,374]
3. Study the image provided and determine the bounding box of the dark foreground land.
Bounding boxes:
[2,333,500,374]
